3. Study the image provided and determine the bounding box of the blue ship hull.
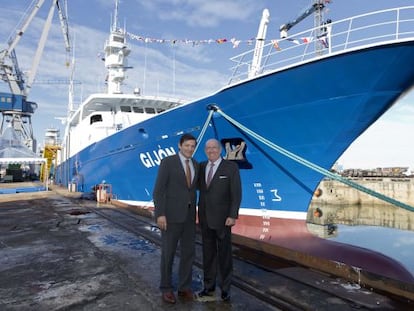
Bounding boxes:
[57,42,414,217]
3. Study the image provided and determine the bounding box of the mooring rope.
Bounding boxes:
[193,109,215,155]
[213,107,414,213]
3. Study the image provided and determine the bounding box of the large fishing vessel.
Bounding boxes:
[55,1,414,283]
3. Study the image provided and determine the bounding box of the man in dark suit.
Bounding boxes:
[153,133,199,304]
[197,138,242,302]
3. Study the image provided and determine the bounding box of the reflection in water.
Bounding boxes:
[330,224,414,276]
[307,203,414,276]
[308,203,414,231]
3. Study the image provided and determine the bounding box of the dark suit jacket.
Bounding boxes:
[153,154,199,223]
[198,159,242,230]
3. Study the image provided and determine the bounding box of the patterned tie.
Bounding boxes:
[185,159,191,188]
[206,162,214,187]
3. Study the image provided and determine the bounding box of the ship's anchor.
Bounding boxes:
[224,141,246,160]
[195,105,251,167]
[200,105,414,213]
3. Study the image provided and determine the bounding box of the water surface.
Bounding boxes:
[330,224,414,276]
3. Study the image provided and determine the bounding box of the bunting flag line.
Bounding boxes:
[271,40,281,51]
[230,38,241,48]
[126,31,328,51]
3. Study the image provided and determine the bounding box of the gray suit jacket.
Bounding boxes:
[153,154,199,223]
[198,159,242,230]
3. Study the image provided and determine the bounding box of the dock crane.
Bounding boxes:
[0,0,70,152]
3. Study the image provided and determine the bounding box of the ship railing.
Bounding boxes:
[228,6,414,84]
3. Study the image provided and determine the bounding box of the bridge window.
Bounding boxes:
[133,106,144,113]
[112,35,124,43]
[145,107,155,114]
[120,106,132,112]
[90,114,103,124]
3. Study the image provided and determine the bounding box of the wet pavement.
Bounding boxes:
[0,187,277,311]
[1,185,413,310]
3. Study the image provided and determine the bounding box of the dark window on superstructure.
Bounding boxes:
[156,108,165,113]
[113,35,124,43]
[120,106,132,112]
[133,106,144,113]
[145,107,156,114]
[90,114,103,124]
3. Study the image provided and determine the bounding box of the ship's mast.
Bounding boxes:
[104,0,131,94]
[248,9,270,78]
[113,0,119,31]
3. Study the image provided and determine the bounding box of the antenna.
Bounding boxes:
[113,0,119,31]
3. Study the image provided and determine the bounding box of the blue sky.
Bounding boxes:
[1,0,414,171]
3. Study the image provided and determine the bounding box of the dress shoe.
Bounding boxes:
[162,291,176,304]
[221,291,231,302]
[198,288,214,297]
[178,289,194,300]
[196,288,216,302]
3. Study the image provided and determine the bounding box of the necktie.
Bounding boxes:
[206,163,214,186]
[185,159,191,187]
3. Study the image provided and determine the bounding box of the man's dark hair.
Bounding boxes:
[179,133,197,146]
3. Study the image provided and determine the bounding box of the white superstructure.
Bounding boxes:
[59,0,184,160]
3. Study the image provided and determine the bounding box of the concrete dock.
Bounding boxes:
[0,187,279,311]
[1,186,412,310]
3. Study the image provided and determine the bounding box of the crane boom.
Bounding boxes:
[279,0,328,38]
[0,0,46,62]
[1,0,71,96]
[0,0,72,153]
[26,0,57,94]
[0,0,47,95]
[56,0,70,52]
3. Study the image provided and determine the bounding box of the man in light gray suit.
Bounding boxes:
[153,133,199,304]
[197,138,242,302]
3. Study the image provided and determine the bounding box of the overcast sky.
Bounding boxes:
[1,0,413,171]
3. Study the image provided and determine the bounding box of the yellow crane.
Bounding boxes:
[40,128,61,181]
